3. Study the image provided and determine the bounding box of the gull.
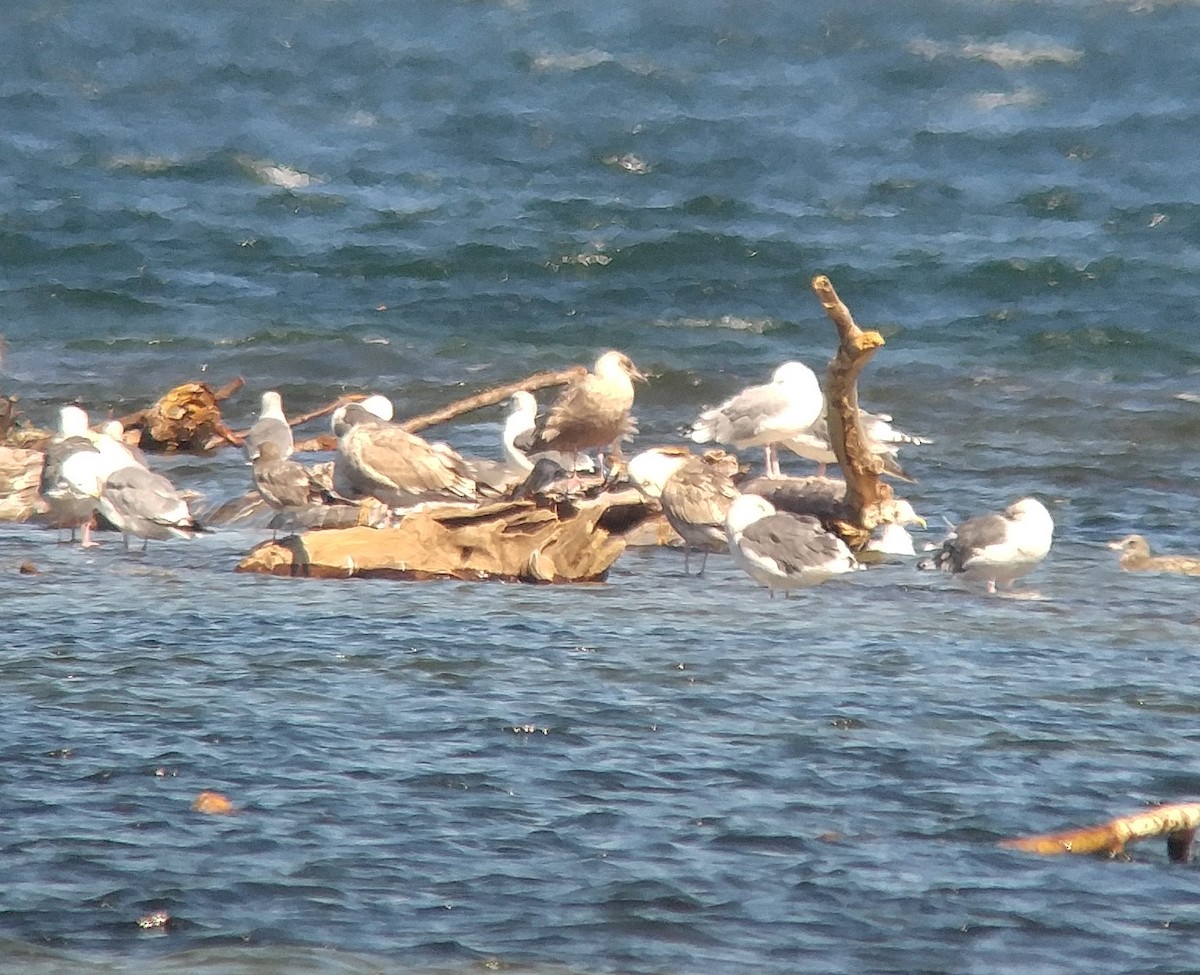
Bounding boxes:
[627,447,739,576]
[724,493,859,596]
[688,361,823,477]
[783,409,931,479]
[526,351,645,473]
[1108,535,1200,576]
[38,406,104,546]
[502,390,594,474]
[243,390,293,463]
[918,497,1053,593]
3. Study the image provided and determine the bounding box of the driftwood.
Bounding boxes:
[398,367,587,434]
[236,491,650,583]
[0,446,43,522]
[1001,802,1200,862]
[813,275,893,550]
[118,378,245,452]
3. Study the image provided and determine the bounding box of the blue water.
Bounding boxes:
[5,1,1200,973]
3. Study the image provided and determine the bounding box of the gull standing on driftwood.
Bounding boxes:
[687,361,824,478]
[332,397,477,508]
[628,447,740,576]
[243,390,293,463]
[525,351,646,474]
[501,390,594,474]
[38,406,103,546]
[724,493,859,596]
[918,497,1054,593]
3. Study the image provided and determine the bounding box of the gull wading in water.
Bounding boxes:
[918,496,1054,594]
[627,446,740,576]
[688,361,824,478]
[724,492,859,596]
[38,406,103,546]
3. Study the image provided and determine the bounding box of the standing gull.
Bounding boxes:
[1108,535,1200,576]
[688,361,823,477]
[725,493,859,596]
[501,390,593,474]
[243,391,293,463]
[333,399,477,508]
[628,447,740,576]
[252,440,353,534]
[526,351,646,474]
[38,406,103,546]
[98,459,205,548]
[918,497,1053,593]
[783,409,931,480]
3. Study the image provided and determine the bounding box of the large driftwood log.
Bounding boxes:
[236,492,648,583]
[1001,802,1200,862]
[813,275,893,550]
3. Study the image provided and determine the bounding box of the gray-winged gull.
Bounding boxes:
[97,459,205,548]
[688,361,823,477]
[783,409,931,480]
[333,397,477,508]
[38,406,104,545]
[252,440,355,534]
[628,446,740,576]
[526,350,645,473]
[243,391,293,463]
[724,493,859,596]
[1108,535,1200,575]
[918,496,1053,593]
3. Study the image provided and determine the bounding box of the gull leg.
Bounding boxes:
[682,545,692,577]
[986,579,996,595]
[80,520,98,549]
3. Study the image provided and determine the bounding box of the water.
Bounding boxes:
[4,1,1200,972]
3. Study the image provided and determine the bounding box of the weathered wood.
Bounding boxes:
[812,275,892,549]
[399,367,587,434]
[236,492,646,583]
[1001,802,1200,862]
[0,445,43,522]
[117,379,244,452]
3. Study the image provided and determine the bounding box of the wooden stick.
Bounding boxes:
[813,275,891,549]
[1001,802,1200,862]
[398,366,586,434]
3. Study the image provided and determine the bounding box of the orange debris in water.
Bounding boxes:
[1001,802,1200,861]
[191,790,236,815]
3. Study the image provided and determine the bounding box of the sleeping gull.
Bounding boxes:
[783,409,931,480]
[97,458,205,548]
[38,406,103,546]
[725,493,859,596]
[243,390,293,463]
[526,350,645,473]
[687,361,823,477]
[918,496,1053,593]
[628,447,740,576]
[1108,535,1200,576]
[332,398,477,508]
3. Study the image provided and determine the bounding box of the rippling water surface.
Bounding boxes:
[5,1,1200,973]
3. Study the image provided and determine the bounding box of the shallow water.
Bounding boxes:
[5,1,1200,973]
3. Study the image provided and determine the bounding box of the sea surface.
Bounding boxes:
[4,1,1200,973]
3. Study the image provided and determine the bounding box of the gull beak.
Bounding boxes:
[630,364,649,384]
[1106,539,1123,550]
[913,516,928,529]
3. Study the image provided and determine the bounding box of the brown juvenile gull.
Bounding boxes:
[687,361,823,477]
[724,493,859,596]
[1108,535,1200,576]
[243,390,293,463]
[252,440,354,534]
[38,406,103,546]
[627,446,739,576]
[502,390,594,474]
[333,399,477,509]
[526,350,646,473]
[918,496,1053,594]
[783,409,931,480]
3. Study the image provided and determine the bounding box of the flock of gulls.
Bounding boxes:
[34,346,1180,595]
